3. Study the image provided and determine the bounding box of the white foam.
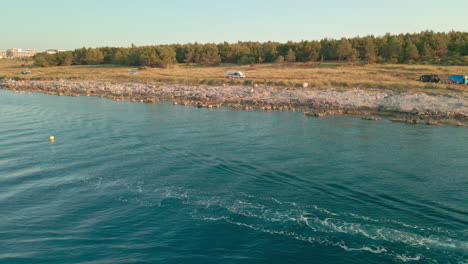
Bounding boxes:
[393,254,422,262]
[335,242,387,254]
[239,192,255,198]
[300,214,465,251]
[145,187,463,263]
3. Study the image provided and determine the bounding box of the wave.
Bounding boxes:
[123,186,466,263]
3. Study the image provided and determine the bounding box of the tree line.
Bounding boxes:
[34,30,468,67]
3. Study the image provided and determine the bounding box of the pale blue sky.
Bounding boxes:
[2,0,466,50]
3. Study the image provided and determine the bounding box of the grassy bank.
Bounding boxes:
[1,59,467,94]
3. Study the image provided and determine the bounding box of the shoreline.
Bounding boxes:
[1,79,467,126]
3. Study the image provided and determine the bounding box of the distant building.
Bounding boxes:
[45,49,67,54]
[3,48,39,58]
[0,48,66,58]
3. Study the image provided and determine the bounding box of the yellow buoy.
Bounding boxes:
[49,136,55,141]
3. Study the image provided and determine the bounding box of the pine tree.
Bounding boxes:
[56,51,74,66]
[112,49,130,65]
[286,49,296,62]
[184,44,202,64]
[218,42,236,63]
[382,36,403,60]
[200,44,221,66]
[402,40,419,61]
[421,42,433,57]
[319,38,339,60]
[431,36,448,58]
[337,39,353,61]
[157,46,177,68]
[364,39,377,64]
[84,49,104,65]
[348,49,360,63]
[297,41,321,62]
[262,42,278,62]
[72,47,88,65]
[33,53,58,67]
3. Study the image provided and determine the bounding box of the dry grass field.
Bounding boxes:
[1,59,467,94]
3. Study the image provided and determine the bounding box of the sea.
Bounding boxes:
[0,89,467,264]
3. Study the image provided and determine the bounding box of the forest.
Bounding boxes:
[33,31,468,68]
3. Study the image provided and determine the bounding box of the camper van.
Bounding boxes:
[226,71,245,79]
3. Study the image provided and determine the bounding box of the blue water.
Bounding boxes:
[0,89,467,264]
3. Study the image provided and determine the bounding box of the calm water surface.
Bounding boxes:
[0,90,467,264]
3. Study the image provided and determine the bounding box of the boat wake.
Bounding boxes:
[117,186,467,263]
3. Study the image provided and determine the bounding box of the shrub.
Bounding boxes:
[56,51,74,66]
[33,53,58,67]
[238,55,256,65]
[200,44,221,66]
[276,55,285,64]
[243,80,253,85]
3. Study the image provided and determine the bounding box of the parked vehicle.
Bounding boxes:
[21,70,31,74]
[418,74,440,83]
[448,75,468,84]
[226,71,245,79]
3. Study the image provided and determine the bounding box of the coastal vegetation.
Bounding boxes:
[2,59,467,94]
[32,31,467,68]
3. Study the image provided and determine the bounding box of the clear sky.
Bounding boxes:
[2,0,466,50]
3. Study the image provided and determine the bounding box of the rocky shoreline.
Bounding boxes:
[1,79,467,126]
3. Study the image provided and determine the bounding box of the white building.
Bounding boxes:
[0,48,66,58]
[3,48,39,58]
[45,49,67,54]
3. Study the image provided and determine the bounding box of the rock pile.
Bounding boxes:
[1,79,467,126]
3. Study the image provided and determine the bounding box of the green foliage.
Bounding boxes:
[420,42,433,57]
[112,49,130,65]
[320,38,338,60]
[381,35,402,60]
[348,49,360,63]
[183,43,202,64]
[33,53,58,67]
[84,49,104,65]
[99,47,119,64]
[401,40,419,62]
[337,39,358,61]
[364,39,377,64]
[33,30,468,67]
[218,41,250,63]
[72,47,87,65]
[296,41,321,62]
[276,55,285,64]
[136,46,177,68]
[199,44,221,66]
[262,42,279,62]
[439,54,468,65]
[56,51,74,66]
[286,49,296,63]
[238,55,256,65]
[431,36,448,58]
